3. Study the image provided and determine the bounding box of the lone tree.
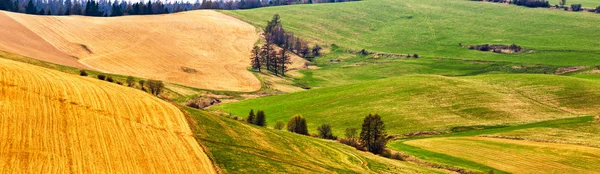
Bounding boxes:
[146,80,164,96]
[247,109,256,124]
[126,76,135,87]
[287,114,308,135]
[274,120,285,130]
[317,124,336,140]
[360,114,387,154]
[255,110,266,126]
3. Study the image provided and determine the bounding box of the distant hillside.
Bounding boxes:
[0,58,215,173]
[223,0,600,66]
[0,10,261,92]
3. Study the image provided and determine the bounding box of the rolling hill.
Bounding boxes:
[223,0,600,66]
[0,58,215,173]
[0,10,261,92]
[216,74,600,135]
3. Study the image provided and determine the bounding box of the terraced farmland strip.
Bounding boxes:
[0,58,215,173]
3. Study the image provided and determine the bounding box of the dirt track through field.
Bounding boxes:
[0,58,216,173]
[0,10,260,92]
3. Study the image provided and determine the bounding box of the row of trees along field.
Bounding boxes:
[80,70,164,96]
[250,14,322,76]
[0,0,358,17]
[245,109,393,156]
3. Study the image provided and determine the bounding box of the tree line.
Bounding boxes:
[1,0,358,17]
[245,109,390,155]
[250,14,322,76]
[478,0,600,12]
[80,70,164,96]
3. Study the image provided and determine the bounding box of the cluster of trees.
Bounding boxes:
[247,109,266,126]
[250,14,323,76]
[1,0,357,17]
[246,110,389,155]
[474,0,549,8]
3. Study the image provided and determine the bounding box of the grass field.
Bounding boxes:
[223,0,600,66]
[185,107,448,174]
[405,136,600,173]
[0,58,215,173]
[216,74,600,135]
[1,10,261,92]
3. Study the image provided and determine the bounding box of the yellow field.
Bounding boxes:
[0,10,261,92]
[0,58,215,173]
[405,137,600,173]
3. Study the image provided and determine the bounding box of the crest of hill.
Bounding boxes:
[0,10,261,92]
[0,58,215,173]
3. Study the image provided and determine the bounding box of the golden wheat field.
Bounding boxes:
[0,10,261,92]
[0,58,216,173]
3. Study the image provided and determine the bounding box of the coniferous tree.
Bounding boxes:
[247,109,256,124]
[26,0,36,14]
[287,114,308,135]
[279,49,291,76]
[255,110,266,126]
[250,46,262,72]
[359,114,387,154]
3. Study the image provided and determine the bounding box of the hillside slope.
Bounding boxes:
[0,58,215,173]
[216,74,600,135]
[185,107,448,174]
[0,10,260,92]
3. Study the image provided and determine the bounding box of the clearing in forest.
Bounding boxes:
[0,10,260,92]
[0,58,216,173]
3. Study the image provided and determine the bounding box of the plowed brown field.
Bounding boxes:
[0,10,260,92]
[0,58,216,173]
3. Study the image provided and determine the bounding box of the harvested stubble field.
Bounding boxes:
[405,136,600,173]
[0,10,260,92]
[0,58,215,173]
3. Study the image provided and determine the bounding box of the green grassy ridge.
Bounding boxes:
[294,46,561,88]
[222,0,600,66]
[388,116,593,174]
[184,107,447,174]
[215,74,600,136]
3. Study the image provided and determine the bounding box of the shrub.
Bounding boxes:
[317,124,337,140]
[97,74,106,80]
[339,138,365,151]
[381,149,406,161]
[106,76,115,83]
[274,121,285,130]
[413,54,419,58]
[79,70,88,76]
[116,81,123,85]
[345,128,357,139]
[126,76,135,87]
[146,80,164,96]
[139,80,146,91]
[287,114,308,135]
[596,6,600,13]
[571,4,582,11]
